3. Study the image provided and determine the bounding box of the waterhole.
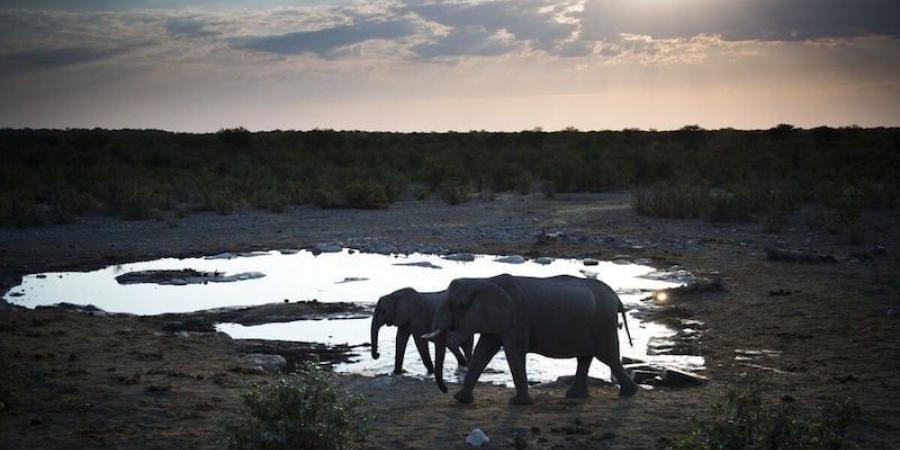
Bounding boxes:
[5,248,703,386]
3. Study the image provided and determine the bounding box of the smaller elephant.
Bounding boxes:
[371,288,473,375]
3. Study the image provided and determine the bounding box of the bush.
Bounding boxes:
[343,181,390,209]
[439,183,469,205]
[670,385,859,450]
[224,362,368,450]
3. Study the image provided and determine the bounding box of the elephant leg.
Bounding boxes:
[462,336,474,361]
[449,345,468,369]
[455,334,501,404]
[566,356,593,399]
[598,354,637,398]
[413,336,434,374]
[394,327,411,375]
[504,347,533,405]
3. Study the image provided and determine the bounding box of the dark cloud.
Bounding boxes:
[0,46,133,75]
[165,17,217,38]
[578,0,900,42]
[232,19,416,57]
[411,26,521,59]
[0,0,319,11]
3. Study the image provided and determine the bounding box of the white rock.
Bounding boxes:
[465,428,490,447]
[494,255,526,264]
[443,253,475,262]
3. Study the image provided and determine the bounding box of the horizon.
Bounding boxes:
[1,0,899,131]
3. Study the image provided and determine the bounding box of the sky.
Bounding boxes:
[0,0,898,132]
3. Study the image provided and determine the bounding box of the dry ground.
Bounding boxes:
[2,193,898,449]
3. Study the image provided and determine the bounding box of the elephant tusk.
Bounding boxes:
[421,329,443,340]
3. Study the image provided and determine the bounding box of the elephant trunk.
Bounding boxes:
[370,316,381,359]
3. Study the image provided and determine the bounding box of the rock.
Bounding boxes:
[869,245,886,256]
[238,251,269,257]
[465,428,490,447]
[583,258,599,266]
[494,255,526,264]
[240,353,287,373]
[670,276,726,293]
[115,269,265,285]
[603,236,616,244]
[443,253,475,262]
[335,277,368,284]
[624,363,708,387]
[511,435,528,449]
[161,320,215,333]
[315,242,343,253]
[533,256,553,265]
[888,307,900,317]
[765,246,836,263]
[278,248,300,255]
[591,431,615,441]
[35,302,103,313]
[393,261,443,269]
[205,252,237,260]
[368,376,393,391]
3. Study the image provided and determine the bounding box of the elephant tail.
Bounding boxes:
[618,299,633,347]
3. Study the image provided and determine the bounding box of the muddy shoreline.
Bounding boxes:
[2,194,899,449]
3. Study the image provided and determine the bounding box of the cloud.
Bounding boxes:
[411,26,521,59]
[407,0,577,53]
[0,46,134,75]
[165,17,217,38]
[231,19,417,57]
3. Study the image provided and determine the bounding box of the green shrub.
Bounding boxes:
[52,191,99,224]
[223,362,368,450]
[343,181,390,209]
[252,189,290,213]
[670,385,859,450]
[439,183,469,205]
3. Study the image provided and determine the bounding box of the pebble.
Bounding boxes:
[465,428,490,447]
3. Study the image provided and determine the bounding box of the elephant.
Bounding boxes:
[371,287,474,375]
[422,274,636,405]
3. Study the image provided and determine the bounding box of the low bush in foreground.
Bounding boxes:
[224,362,368,450]
[670,385,859,450]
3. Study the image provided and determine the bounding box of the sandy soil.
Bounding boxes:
[1,193,898,449]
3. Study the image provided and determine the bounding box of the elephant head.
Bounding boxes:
[423,278,514,393]
[371,288,420,360]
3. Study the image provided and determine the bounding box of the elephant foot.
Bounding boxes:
[392,368,406,375]
[509,394,534,406]
[565,385,589,399]
[454,390,475,404]
[618,382,638,398]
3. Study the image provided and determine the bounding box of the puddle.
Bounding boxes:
[5,248,704,386]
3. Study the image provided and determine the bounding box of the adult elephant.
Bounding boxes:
[371,288,473,375]
[422,274,636,405]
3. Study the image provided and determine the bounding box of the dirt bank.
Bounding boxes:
[2,194,898,448]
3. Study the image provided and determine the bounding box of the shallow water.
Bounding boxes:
[5,249,702,385]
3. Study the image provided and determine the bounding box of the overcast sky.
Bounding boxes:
[1,0,898,131]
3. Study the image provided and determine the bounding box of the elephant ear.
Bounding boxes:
[392,288,422,325]
[466,280,515,334]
